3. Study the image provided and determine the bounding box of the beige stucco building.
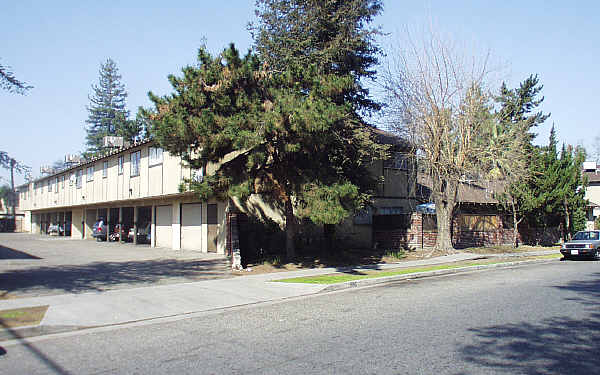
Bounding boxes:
[583,161,600,230]
[16,134,416,253]
[17,140,228,254]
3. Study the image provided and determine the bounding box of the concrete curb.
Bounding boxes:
[321,257,559,293]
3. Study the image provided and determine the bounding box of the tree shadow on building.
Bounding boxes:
[457,274,600,374]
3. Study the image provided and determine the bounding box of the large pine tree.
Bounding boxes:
[147,43,387,258]
[85,58,130,153]
[493,75,550,246]
[251,0,383,114]
[528,125,587,241]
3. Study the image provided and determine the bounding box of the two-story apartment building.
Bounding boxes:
[16,130,418,254]
[17,139,228,254]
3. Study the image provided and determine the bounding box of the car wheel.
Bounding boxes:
[562,255,570,261]
[594,250,600,261]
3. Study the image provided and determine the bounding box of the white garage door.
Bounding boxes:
[155,205,172,248]
[181,203,202,251]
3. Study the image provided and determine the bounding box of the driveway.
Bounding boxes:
[0,233,232,298]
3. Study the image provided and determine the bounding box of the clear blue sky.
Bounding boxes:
[2,1,599,185]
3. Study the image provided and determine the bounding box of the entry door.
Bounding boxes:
[155,205,173,248]
[207,204,218,253]
[181,203,202,251]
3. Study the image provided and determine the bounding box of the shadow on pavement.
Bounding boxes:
[0,258,232,296]
[458,274,600,375]
[0,245,41,260]
[0,320,72,374]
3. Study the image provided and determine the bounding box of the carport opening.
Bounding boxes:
[121,207,134,242]
[135,206,152,245]
[109,208,119,241]
[97,208,108,241]
[58,212,65,236]
[64,211,72,237]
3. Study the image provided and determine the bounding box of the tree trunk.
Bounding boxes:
[284,198,296,259]
[511,198,519,248]
[323,224,335,254]
[434,196,455,252]
[563,198,571,241]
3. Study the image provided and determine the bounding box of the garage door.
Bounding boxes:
[181,203,202,251]
[155,205,172,248]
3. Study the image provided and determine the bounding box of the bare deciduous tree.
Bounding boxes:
[380,30,509,252]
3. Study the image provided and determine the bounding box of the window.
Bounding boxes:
[149,147,163,166]
[61,175,65,188]
[130,150,141,176]
[353,207,373,225]
[69,173,75,186]
[384,152,409,170]
[118,156,124,175]
[54,177,59,193]
[47,179,52,192]
[86,166,94,182]
[76,170,82,188]
[459,215,499,232]
[103,161,108,178]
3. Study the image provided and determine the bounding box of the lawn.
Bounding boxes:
[0,306,48,328]
[274,254,562,284]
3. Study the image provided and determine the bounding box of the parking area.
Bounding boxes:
[0,233,232,298]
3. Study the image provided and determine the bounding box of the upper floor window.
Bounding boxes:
[61,175,65,188]
[86,166,94,182]
[118,156,124,175]
[130,150,141,177]
[149,147,163,166]
[69,173,75,186]
[54,177,59,193]
[103,161,108,178]
[76,170,83,188]
[384,152,409,170]
[47,179,52,192]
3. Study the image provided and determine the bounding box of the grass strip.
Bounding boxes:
[0,306,48,328]
[275,255,561,284]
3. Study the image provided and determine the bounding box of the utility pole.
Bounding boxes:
[0,152,30,231]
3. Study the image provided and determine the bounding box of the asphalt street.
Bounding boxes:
[1,260,598,374]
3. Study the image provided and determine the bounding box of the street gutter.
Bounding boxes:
[320,257,560,293]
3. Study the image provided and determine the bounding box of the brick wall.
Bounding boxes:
[374,212,518,250]
[373,211,562,250]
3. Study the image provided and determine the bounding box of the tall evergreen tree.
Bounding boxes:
[251,0,383,114]
[85,58,131,153]
[493,75,550,246]
[527,125,587,241]
[147,44,387,259]
[557,144,587,239]
[0,58,32,94]
[250,0,387,253]
[531,125,562,227]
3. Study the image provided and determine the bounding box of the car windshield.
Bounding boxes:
[573,231,599,241]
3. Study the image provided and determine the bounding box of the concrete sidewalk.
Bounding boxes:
[0,250,559,340]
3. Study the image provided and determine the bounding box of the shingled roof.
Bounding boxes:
[417,174,505,204]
